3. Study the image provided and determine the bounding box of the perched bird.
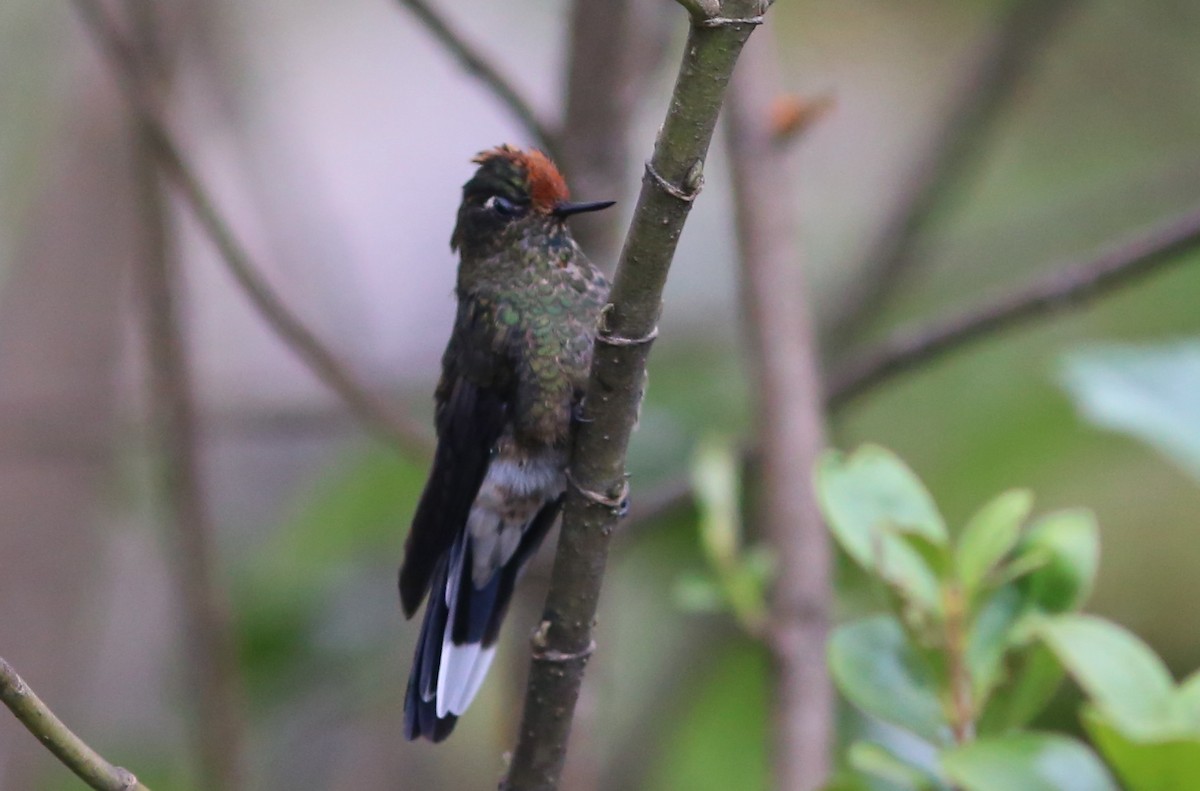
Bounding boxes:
[399,145,615,742]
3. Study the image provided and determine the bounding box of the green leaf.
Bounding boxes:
[955,490,1032,594]
[672,571,726,614]
[992,546,1050,588]
[692,436,742,566]
[848,741,942,790]
[1016,510,1099,614]
[1038,614,1177,738]
[964,586,1024,704]
[977,642,1064,734]
[740,543,777,585]
[901,531,952,581]
[724,560,770,635]
[819,774,875,791]
[1062,341,1200,482]
[829,616,948,743]
[1084,707,1200,791]
[816,445,947,548]
[942,733,1117,791]
[689,438,770,634]
[816,446,947,613]
[1178,671,1200,727]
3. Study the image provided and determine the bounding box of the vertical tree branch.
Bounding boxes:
[126,4,244,787]
[726,31,832,791]
[0,659,151,791]
[502,3,767,789]
[826,0,1079,350]
[0,25,128,791]
[549,6,672,787]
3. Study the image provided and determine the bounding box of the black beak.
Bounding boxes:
[552,200,616,218]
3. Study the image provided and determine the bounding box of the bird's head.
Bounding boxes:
[450,144,615,252]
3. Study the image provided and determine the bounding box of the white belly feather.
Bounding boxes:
[435,447,566,717]
[465,449,565,588]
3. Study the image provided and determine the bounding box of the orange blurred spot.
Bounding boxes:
[768,94,835,142]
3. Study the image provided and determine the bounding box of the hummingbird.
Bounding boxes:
[399,145,615,742]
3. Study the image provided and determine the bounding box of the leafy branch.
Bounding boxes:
[817,446,1112,789]
[501,2,768,788]
[818,445,1200,791]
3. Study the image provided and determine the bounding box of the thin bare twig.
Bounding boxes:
[126,3,245,786]
[396,0,559,157]
[826,0,1080,350]
[71,0,434,459]
[827,205,1200,408]
[502,2,767,789]
[727,29,832,791]
[0,658,151,791]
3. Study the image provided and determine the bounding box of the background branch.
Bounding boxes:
[726,29,832,790]
[558,0,669,268]
[0,659,150,791]
[629,204,1200,535]
[396,0,560,157]
[502,2,766,789]
[826,204,1200,408]
[826,0,1079,350]
[72,0,434,459]
[126,2,244,786]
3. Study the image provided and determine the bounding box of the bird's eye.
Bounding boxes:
[483,195,521,217]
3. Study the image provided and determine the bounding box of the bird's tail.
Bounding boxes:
[403,533,494,742]
[403,498,561,742]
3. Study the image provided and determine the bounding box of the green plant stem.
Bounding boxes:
[501,3,766,789]
[943,584,976,745]
[0,659,151,791]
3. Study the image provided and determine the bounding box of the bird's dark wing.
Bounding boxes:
[398,372,508,616]
[398,297,514,617]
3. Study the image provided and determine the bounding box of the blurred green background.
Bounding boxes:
[1,0,1198,789]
